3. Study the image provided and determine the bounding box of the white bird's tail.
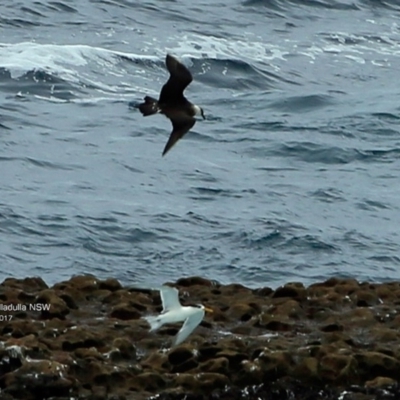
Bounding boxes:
[144,315,163,332]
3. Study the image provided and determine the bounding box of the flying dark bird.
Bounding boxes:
[138,54,205,156]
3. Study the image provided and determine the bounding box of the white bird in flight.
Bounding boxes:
[143,285,213,346]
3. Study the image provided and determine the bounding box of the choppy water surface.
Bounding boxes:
[1,0,400,288]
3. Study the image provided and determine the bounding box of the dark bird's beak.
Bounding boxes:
[201,109,206,120]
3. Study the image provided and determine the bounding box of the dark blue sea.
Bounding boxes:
[1,0,400,289]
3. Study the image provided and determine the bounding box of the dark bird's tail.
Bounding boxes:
[138,96,159,116]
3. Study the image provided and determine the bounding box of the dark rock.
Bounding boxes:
[256,317,293,332]
[216,350,248,367]
[198,345,223,360]
[257,349,292,380]
[109,303,141,320]
[2,360,73,400]
[365,376,397,388]
[99,278,122,292]
[109,338,136,361]
[253,286,273,297]
[198,357,229,375]
[355,351,400,380]
[59,293,79,309]
[320,323,344,332]
[273,283,306,299]
[62,328,105,351]
[168,345,195,365]
[176,277,213,287]
[34,289,70,319]
[136,372,166,391]
[171,357,198,373]
[4,274,400,398]
[319,354,357,382]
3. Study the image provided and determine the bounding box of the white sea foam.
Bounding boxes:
[0,42,156,82]
[163,29,400,70]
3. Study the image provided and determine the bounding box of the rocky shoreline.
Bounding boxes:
[1,275,400,399]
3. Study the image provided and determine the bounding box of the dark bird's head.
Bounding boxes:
[193,105,205,120]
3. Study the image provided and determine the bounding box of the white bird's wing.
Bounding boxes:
[174,308,205,346]
[160,286,181,312]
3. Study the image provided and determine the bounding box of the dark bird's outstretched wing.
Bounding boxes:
[162,115,196,156]
[159,54,193,105]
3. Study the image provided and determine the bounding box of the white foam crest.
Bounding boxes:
[166,30,400,68]
[169,33,287,64]
[0,42,157,80]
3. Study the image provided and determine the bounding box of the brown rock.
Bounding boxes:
[141,352,169,372]
[198,357,229,374]
[253,286,273,297]
[256,315,293,331]
[2,359,72,400]
[171,357,198,373]
[355,351,400,380]
[256,349,292,379]
[390,314,400,328]
[273,282,306,300]
[333,279,360,295]
[1,277,48,291]
[176,276,213,287]
[173,373,199,391]
[91,367,137,392]
[230,324,254,335]
[220,283,252,296]
[371,327,399,343]
[292,356,319,381]
[58,292,78,309]
[99,278,122,291]
[109,303,141,320]
[350,289,380,307]
[17,290,36,303]
[217,337,247,352]
[62,328,106,351]
[226,303,258,321]
[136,372,166,391]
[237,359,264,385]
[6,274,400,397]
[274,299,304,319]
[320,322,344,332]
[198,344,223,360]
[375,283,400,302]
[344,308,376,328]
[168,345,195,365]
[173,372,229,393]
[34,289,70,319]
[0,345,24,375]
[74,347,103,360]
[108,337,137,361]
[322,332,353,347]
[365,376,397,388]
[1,320,39,338]
[196,372,230,391]
[216,350,248,367]
[319,354,357,382]
[5,334,51,361]
[62,274,100,292]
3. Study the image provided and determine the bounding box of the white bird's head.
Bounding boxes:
[196,304,213,313]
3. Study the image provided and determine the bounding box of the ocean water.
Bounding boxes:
[1,0,400,289]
